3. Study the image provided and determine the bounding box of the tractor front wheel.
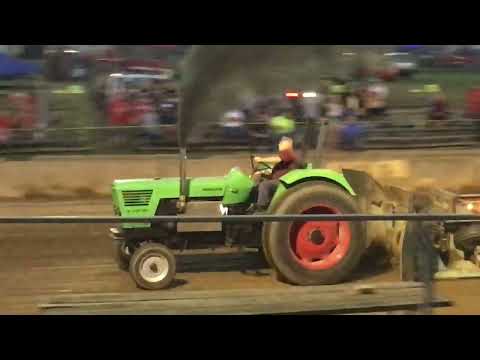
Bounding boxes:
[266,181,366,285]
[129,243,176,290]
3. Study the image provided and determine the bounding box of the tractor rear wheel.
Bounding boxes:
[266,181,366,285]
[129,243,176,290]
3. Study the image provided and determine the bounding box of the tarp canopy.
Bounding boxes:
[0,53,41,78]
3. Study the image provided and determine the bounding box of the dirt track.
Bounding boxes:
[1,200,480,315]
[4,147,480,201]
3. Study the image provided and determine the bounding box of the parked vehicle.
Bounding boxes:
[384,52,418,77]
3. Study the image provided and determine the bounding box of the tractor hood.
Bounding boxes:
[113,176,227,199]
[112,167,254,205]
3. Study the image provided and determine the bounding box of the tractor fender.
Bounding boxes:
[278,169,356,196]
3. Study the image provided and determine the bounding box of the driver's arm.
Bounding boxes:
[254,156,281,165]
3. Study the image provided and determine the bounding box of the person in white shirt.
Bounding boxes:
[220,110,248,139]
[367,80,389,117]
[324,95,344,120]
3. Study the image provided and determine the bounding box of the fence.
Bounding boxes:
[0,122,287,155]
[2,212,478,314]
[331,112,480,151]
[358,116,480,150]
[1,111,480,156]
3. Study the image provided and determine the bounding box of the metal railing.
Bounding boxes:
[0,213,479,223]
[1,111,480,155]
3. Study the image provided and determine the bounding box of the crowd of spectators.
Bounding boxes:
[0,91,40,145]
[94,75,178,143]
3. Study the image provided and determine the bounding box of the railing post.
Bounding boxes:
[314,118,329,168]
[417,221,435,315]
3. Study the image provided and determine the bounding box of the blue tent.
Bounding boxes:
[0,53,41,78]
[396,45,424,53]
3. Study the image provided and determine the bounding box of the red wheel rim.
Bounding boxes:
[289,205,351,271]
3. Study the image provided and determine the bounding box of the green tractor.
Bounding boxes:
[110,151,410,290]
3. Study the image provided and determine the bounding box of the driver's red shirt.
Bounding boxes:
[271,155,305,180]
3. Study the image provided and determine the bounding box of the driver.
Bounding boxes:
[250,137,306,213]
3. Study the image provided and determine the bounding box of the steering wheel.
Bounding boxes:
[250,155,273,176]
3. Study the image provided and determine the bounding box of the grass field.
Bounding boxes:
[387,70,480,108]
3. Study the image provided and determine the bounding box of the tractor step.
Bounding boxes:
[109,227,124,240]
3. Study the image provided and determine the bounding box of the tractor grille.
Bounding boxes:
[121,190,153,207]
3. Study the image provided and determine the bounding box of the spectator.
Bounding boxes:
[128,89,147,126]
[340,120,366,150]
[363,89,375,117]
[141,107,161,144]
[301,91,324,149]
[107,91,131,126]
[366,79,389,118]
[151,80,166,116]
[345,91,361,117]
[136,89,158,130]
[158,101,176,125]
[94,75,108,119]
[34,87,49,141]
[302,91,323,121]
[329,81,349,107]
[8,92,38,142]
[220,110,248,139]
[0,112,11,144]
[351,88,366,119]
[323,95,344,120]
[342,107,357,122]
[429,93,450,120]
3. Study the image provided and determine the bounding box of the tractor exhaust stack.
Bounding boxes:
[177,147,187,213]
